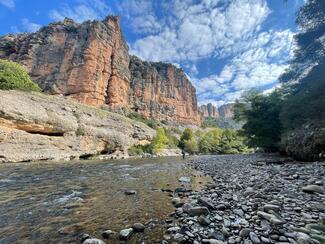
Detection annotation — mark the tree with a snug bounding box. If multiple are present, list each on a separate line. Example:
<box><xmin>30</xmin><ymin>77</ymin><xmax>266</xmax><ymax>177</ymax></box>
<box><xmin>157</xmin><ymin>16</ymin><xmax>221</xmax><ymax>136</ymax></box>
<box><xmin>0</xmin><ymin>59</ymin><xmax>41</xmax><ymax>92</ymax></box>
<box><xmin>234</xmin><ymin>91</ymin><xmax>283</xmax><ymax>151</ymax></box>
<box><xmin>184</xmin><ymin>138</ymin><xmax>199</xmax><ymax>154</ymax></box>
<box><xmin>151</xmin><ymin>127</ymin><xmax>169</xmax><ymax>153</ymax></box>
<box><xmin>279</xmin><ymin>0</ymin><xmax>325</xmax><ymax>130</ymax></box>
<box><xmin>179</xmin><ymin>128</ymin><xmax>194</xmax><ymax>149</ymax></box>
<box><xmin>280</xmin><ymin>0</ymin><xmax>325</xmax><ymax>83</ymax></box>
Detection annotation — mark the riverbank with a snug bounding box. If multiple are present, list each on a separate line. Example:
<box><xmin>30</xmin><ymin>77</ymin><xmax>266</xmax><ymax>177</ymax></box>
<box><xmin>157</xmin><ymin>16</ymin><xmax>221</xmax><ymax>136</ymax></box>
<box><xmin>0</xmin><ymin>90</ymin><xmax>155</xmax><ymax>163</ymax></box>
<box><xmin>163</xmin><ymin>154</ymin><xmax>325</xmax><ymax>243</ymax></box>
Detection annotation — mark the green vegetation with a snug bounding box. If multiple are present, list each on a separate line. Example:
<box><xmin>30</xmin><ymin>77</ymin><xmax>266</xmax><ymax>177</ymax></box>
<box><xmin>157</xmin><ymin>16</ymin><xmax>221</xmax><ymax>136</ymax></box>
<box><xmin>234</xmin><ymin>91</ymin><xmax>283</xmax><ymax>151</ymax></box>
<box><xmin>151</xmin><ymin>127</ymin><xmax>169</xmax><ymax>153</ymax></box>
<box><xmin>0</xmin><ymin>59</ymin><xmax>41</xmax><ymax>92</ymax></box>
<box><xmin>180</xmin><ymin>127</ymin><xmax>250</xmax><ymax>155</ymax></box>
<box><xmin>202</xmin><ymin>117</ymin><xmax>242</xmax><ymax>130</ymax></box>
<box><xmin>233</xmin><ymin>0</ymin><xmax>325</xmax><ymax>154</ymax></box>
<box><xmin>128</xmin><ymin>126</ymin><xmax>250</xmax><ymax>156</ymax></box>
<box><xmin>127</xmin><ymin>112</ymin><xmax>159</xmax><ymax>129</ymax></box>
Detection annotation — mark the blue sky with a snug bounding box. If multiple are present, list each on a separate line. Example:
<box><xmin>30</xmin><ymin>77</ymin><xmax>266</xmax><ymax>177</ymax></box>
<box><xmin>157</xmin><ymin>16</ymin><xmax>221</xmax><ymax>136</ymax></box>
<box><xmin>0</xmin><ymin>0</ymin><xmax>305</xmax><ymax>106</ymax></box>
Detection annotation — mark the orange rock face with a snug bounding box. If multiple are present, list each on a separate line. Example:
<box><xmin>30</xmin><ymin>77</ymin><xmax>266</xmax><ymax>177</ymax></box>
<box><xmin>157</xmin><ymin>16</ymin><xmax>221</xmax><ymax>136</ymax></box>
<box><xmin>0</xmin><ymin>16</ymin><xmax>201</xmax><ymax>125</ymax></box>
<box><xmin>129</xmin><ymin>56</ymin><xmax>201</xmax><ymax>125</ymax></box>
<box><xmin>0</xmin><ymin>16</ymin><xmax>130</xmax><ymax>107</ymax></box>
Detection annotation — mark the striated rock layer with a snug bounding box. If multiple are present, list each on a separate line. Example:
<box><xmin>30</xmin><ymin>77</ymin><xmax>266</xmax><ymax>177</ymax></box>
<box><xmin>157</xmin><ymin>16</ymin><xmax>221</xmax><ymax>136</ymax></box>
<box><xmin>0</xmin><ymin>90</ymin><xmax>155</xmax><ymax>163</ymax></box>
<box><xmin>0</xmin><ymin>16</ymin><xmax>201</xmax><ymax>125</ymax></box>
<box><xmin>129</xmin><ymin>56</ymin><xmax>201</xmax><ymax>125</ymax></box>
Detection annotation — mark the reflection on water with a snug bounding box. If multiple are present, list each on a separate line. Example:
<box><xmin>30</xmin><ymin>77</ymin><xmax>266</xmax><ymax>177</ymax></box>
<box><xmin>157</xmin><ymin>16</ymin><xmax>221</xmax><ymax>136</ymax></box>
<box><xmin>0</xmin><ymin>157</ymin><xmax>209</xmax><ymax>243</ymax></box>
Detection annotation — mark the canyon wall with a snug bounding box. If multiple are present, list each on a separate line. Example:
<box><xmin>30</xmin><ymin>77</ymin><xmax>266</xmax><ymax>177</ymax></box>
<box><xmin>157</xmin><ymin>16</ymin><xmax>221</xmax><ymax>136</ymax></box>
<box><xmin>0</xmin><ymin>16</ymin><xmax>201</xmax><ymax>125</ymax></box>
<box><xmin>129</xmin><ymin>56</ymin><xmax>201</xmax><ymax>125</ymax></box>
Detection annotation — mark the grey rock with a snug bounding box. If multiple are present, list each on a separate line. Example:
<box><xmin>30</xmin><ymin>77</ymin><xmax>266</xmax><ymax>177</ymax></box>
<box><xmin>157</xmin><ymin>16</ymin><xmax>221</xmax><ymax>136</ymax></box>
<box><xmin>249</xmin><ymin>232</ymin><xmax>261</xmax><ymax>244</ymax></box>
<box><xmin>119</xmin><ymin>228</ymin><xmax>133</xmax><ymax>240</ymax></box>
<box><xmin>264</xmin><ymin>204</ymin><xmax>281</xmax><ymax>212</ymax></box>
<box><xmin>132</xmin><ymin>223</ymin><xmax>145</xmax><ymax>232</ymax></box>
<box><xmin>102</xmin><ymin>230</ymin><xmax>115</xmax><ymax>239</ymax></box>
<box><xmin>239</xmin><ymin>228</ymin><xmax>251</xmax><ymax>238</ymax></box>
<box><xmin>188</xmin><ymin>206</ymin><xmax>210</xmax><ymax>216</ymax></box>
<box><xmin>198</xmin><ymin>216</ymin><xmax>211</xmax><ymax>226</ymax></box>
<box><xmin>199</xmin><ymin>196</ymin><xmax>215</xmax><ymax>209</ymax></box>
<box><xmin>174</xmin><ymin>233</ymin><xmax>185</xmax><ymax>242</ymax></box>
<box><xmin>124</xmin><ymin>190</ymin><xmax>137</xmax><ymax>195</ymax></box>
<box><xmin>179</xmin><ymin>176</ymin><xmax>191</xmax><ymax>183</ymax></box>
<box><xmin>83</xmin><ymin>238</ymin><xmax>105</xmax><ymax>244</ymax></box>
<box><xmin>302</xmin><ymin>185</ymin><xmax>323</xmax><ymax>194</ymax></box>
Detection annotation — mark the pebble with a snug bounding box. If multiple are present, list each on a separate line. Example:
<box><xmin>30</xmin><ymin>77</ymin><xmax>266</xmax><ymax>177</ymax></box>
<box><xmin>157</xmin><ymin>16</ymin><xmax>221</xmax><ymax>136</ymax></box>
<box><xmin>302</xmin><ymin>185</ymin><xmax>323</xmax><ymax>194</ymax></box>
<box><xmin>132</xmin><ymin>223</ymin><xmax>145</xmax><ymax>232</ymax></box>
<box><xmin>119</xmin><ymin>228</ymin><xmax>133</xmax><ymax>240</ymax></box>
<box><xmin>82</xmin><ymin>238</ymin><xmax>105</xmax><ymax>244</ymax></box>
<box><xmin>124</xmin><ymin>190</ymin><xmax>137</xmax><ymax>195</ymax></box>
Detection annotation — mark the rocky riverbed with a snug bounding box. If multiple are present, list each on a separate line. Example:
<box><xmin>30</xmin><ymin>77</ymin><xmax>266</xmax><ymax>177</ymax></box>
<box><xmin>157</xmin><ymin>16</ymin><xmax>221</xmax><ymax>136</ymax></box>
<box><xmin>163</xmin><ymin>154</ymin><xmax>325</xmax><ymax>244</ymax></box>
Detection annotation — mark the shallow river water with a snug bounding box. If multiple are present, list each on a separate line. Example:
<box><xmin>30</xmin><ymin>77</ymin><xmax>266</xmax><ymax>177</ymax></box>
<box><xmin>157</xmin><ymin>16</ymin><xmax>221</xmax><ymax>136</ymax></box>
<box><xmin>0</xmin><ymin>156</ymin><xmax>209</xmax><ymax>243</ymax></box>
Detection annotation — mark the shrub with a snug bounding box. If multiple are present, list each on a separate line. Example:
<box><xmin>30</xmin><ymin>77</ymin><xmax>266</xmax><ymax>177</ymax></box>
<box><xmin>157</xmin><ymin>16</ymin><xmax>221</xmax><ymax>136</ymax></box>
<box><xmin>184</xmin><ymin>138</ymin><xmax>199</xmax><ymax>154</ymax></box>
<box><xmin>128</xmin><ymin>144</ymin><xmax>151</xmax><ymax>156</ymax></box>
<box><xmin>0</xmin><ymin>59</ymin><xmax>41</xmax><ymax>92</ymax></box>
<box><xmin>179</xmin><ymin>128</ymin><xmax>194</xmax><ymax>149</ymax></box>
<box><xmin>151</xmin><ymin>127</ymin><xmax>169</xmax><ymax>153</ymax></box>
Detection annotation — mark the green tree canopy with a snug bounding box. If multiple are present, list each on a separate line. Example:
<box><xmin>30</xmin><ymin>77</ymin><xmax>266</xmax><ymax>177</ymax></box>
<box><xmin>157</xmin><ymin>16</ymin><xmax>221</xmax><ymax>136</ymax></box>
<box><xmin>0</xmin><ymin>59</ymin><xmax>41</xmax><ymax>92</ymax></box>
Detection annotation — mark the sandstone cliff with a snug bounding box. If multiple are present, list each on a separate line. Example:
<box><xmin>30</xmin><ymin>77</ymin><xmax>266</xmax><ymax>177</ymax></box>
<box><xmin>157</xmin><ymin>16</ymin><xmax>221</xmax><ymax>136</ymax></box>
<box><xmin>0</xmin><ymin>90</ymin><xmax>155</xmax><ymax>163</ymax></box>
<box><xmin>129</xmin><ymin>56</ymin><xmax>201</xmax><ymax>125</ymax></box>
<box><xmin>0</xmin><ymin>16</ymin><xmax>201</xmax><ymax>125</ymax></box>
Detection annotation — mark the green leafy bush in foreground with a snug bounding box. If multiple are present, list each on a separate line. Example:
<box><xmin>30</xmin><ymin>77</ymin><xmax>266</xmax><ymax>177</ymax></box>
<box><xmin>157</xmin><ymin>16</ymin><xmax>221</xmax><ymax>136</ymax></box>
<box><xmin>0</xmin><ymin>59</ymin><xmax>41</xmax><ymax>92</ymax></box>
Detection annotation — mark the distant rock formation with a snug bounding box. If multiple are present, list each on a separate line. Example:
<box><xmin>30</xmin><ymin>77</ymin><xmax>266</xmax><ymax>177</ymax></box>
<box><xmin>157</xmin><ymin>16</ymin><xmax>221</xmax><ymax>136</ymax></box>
<box><xmin>199</xmin><ymin>103</ymin><xmax>220</xmax><ymax>118</ymax></box>
<box><xmin>0</xmin><ymin>16</ymin><xmax>201</xmax><ymax>125</ymax></box>
<box><xmin>199</xmin><ymin>103</ymin><xmax>234</xmax><ymax>119</ymax></box>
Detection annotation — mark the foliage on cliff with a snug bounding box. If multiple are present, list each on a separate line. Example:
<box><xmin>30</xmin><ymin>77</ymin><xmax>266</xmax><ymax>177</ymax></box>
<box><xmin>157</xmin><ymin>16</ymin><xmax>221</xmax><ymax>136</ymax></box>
<box><xmin>233</xmin><ymin>0</ymin><xmax>325</xmax><ymax>159</ymax></box>
<box><xmin>0</xmin><ymin>59</ymin><xmax>41</xmax><ymax>92</ymax></box>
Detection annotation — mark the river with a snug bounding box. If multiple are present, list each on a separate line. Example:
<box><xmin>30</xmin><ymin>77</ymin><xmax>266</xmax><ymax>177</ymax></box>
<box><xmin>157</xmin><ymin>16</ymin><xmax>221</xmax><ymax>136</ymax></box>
<box><xmin>0</xmin><ymin>156</ymin><xmax>209</xmax><ymax>243</ymax></box>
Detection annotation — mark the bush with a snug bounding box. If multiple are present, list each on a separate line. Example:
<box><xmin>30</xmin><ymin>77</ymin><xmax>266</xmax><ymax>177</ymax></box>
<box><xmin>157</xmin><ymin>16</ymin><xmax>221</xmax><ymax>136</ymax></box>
<box><xmin>0</xmin><ymin>59</ymin><xmax>41</xmax><ymax>92</ymax></box>
<box><xmin>151</xmin><ymin>127</ymin><xmax>169</xmax><ymax>153</ymax></box>
<box><xmin>179</xmin><ymin>128</ymin><xmax>194</xmax><ymax>149</ymax></box>
<box><xmin>128</xmin><ymin>144</ymin><xmax>151</xmax><ymax>156</ymax></box>
<box><xmin>184</xmin><ymin>138</ymin><xmax>199</xmax><ymax>154</ymax></box>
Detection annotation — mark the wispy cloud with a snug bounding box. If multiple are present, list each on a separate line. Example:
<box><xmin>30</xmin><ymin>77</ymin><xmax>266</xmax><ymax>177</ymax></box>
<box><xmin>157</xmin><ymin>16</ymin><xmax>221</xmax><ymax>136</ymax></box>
<box><xmin>193</xmin><ymin>29</ymin><xmax>294</xmax><ymax>103</ymax></box>
<box><xmin>117</xmin><ymin>0</ymin><xmax>161</xmax><ymax>34</ymax></box>
<box><xmin>0</xmin><ymin>0</ymin><xmax>15</xmax><ymax>9</ymax></box>
<box><xmin>22</xmin><ymin>18</ymin><xmax>41</xmax><ymax>32</ymax></box>
<box><xmin>49</xmin><ymin>0</ymin><xmax>111</xmax><ymax>23</ymax></box>
<box><xmin>130</xmin><ymin>0</ymin><xmax>270</xmax><ymax>62</ymax></box>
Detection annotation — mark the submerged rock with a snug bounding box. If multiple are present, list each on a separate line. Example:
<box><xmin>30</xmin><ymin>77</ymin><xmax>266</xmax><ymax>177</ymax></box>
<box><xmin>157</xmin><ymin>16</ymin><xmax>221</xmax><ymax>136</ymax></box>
<box><xmin>179</xmin><ymin>176</ymin><xmax>191</xmax><ymax>183</ymax></box>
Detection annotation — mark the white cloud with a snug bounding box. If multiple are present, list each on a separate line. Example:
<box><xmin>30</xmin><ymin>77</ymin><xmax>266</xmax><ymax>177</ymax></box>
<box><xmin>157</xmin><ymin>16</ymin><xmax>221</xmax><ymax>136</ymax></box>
<box><xmin>131</xmin><ymin>0</ymin><xmax>270</xmax><ymax>62</ymax></box>
<box><xmin>0</xmin><ymin>0</ymin><xmax>14</xmax><ymax>9</ymax></box>
<box><xmin>49</xmin><ymin>0</ymin><xmax>111</xmax><ymax>23</ymax></box>
<box><xmin>117</xmin><ymin>0</ymin><xmax>161</xmax><ymax>34</ymax></box>
<box><xmin>22</xmin><ymin>18</ymin><xmax>41</xmax><ymax>32</ymax></box>
<box><xmin>194</xmin><ymin>29</ymin><xmax>294</xmax><ymax>103</ymax></box>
